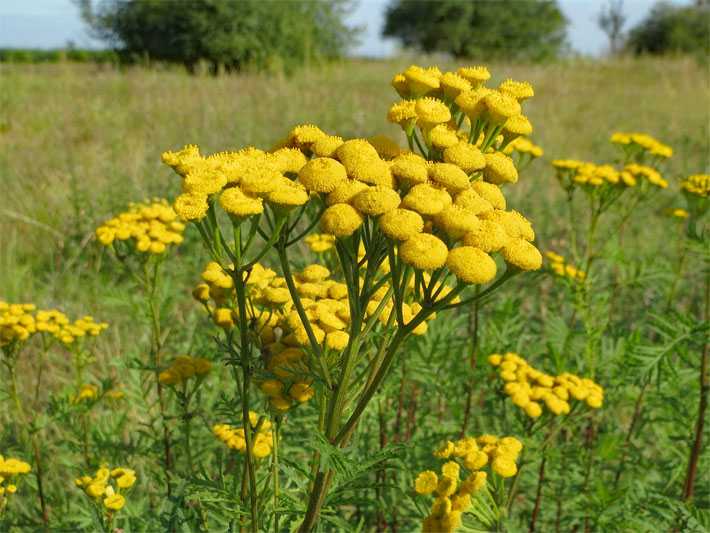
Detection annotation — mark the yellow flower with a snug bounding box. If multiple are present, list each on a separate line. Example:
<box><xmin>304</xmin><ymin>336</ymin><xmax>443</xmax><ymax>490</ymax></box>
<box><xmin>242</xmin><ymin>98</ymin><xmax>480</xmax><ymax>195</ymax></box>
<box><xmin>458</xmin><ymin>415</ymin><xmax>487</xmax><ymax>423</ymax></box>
<box><xmin>219</xmin><ymin>186</ymin><xmax>264</xmax><ymax>220</ymax></box>
<box><xmin>470</xmin><ymin>180</ymin><xmax>506</xmax><ymax>210</ymax></box>
<box><xmin>286</xmin><ymin>124</ymin><xmax>326</xmax><ymax>150</ymax></box>
<box><xmin>434</xmin><ymin>205</ymin><xmax>481</xmax><ymax>239</ymax></box>
<box><xmin>663</xmin><ymin>208</ymin><xmax>690</xmax><ymax>218</ymax></box>
<box><xmin>440</xmin><ymin>72</ymin><xmax>472</xmax><ymax>100</ymax></box>
<box><xmin>311</xmin><ymin>135</ymin><xmax>344</xmax><ymax>158</ymax></box>
<box><xmin>454</xmin><ymin>88</ymin><xmax>490</xmax><ymax>120</ymax></box>
<box><xmin>443</xmin><ymin>142</ymin><xmax>486</xmax><ymax>174</ymax></box>
<box><xmin>414</xmin><ymin>470</ymin><xmax>439</xmax><ymax>495</ymax></box>
<box><xmin>498</xmin><ymin>79</ymin><xmax>534</xmax><ymax>103</ymax></box>
<box><xmin>369</xmin><ymin>135</ymin><xmax>401</xmax><ymax>160</ymax></box>
<box><xmin>386</xmin><ymin>100</ymin><xmax>418</xmax><ymax>127</ymax></box>
<box><xmin>103</xmin><ymin>493</ymin><xmax>125</xmax><ymax>511</ymax></box>
<box><xmin>298</xmin><ymin>157</ymin><xmax>348</xmax><ymax>193</ymax></box>
<box><xmin>446</xmin><ymin>247</ymin><xmax>497</xmax><ymax>285</ymax></box>
<box><xmin>214</xmin><ymin>308</ymin><xmax>236</xmax><ymax>328</ymax></box>
<box><xmin>352</xmin><ymin>186</ymin><xmax>401</xmax><ymax>216</ymax></box>
<box><xmin>320</xmin><ymin>204</ymin><xmax>364</xmax><ymax>238</ymax></box>
<box><xmin>501</xmin><ymin>239</ymin><xmax>542</xmax><ymax>271</ymax></box>
<box><xmin>173</xmin><ymin>193</ymin><xmax>209</xmax><ymax>222</ymax></box>
<box><xmin>460</xmin><ymin>471</ymin><xmax>487</xmax><ymax>494</ymax></box>
<box><xmin>116</xmin><ymin>474</ymin><xmax>136</xmax><ymax>489</ymax></box>
<box><xmin>289</xmin><ymin>382</ymin><xmax>314</xmax><ymax>403</ymax></box>
<box><xmin>401</xmin><ymin>183</ymin><xmax>451</xmax><ymax>216</ymax></box>
<box><xmin>415</xmin><ymin>97</ymin><xmax>451</xmax><ymax>129</ymax></box>
<box><xmin>456</xmin><ymin>66</ymin><xmax>490</xmax><ymax>86</ymax></box>
<box><xmin>305</xmin><ymin>234</ymin><xmax>335</xmax><ymax>253</ymax></box>
<box><xmin>483</xmin><ymin>152</ymin><xmax>519</xmax><ymax>185</ymax></box>
<box><xmin>402</xmin><ymin>65</ymin><xmax>440</xmax><ymax>96</ymax></box>
<box><xmin>491</xmin><ymin>455</ymin><xmax>517</xmax><ymax>478</ymax></box>
<box><xmin>399</xmin><ymin>233</ymin><xmax>449</xmax><ymax>270</ymax></box>
<box><xmin>378</xmin><ymin>208</ymin><xmax>427</xmax><ymax>243</ymax></box>
<box><xmin>484</xmin><ymin>91</ymin><xmax>522</xmax><ymax>123</ymax></box>
<box><xmin>433</xmin><ymin>440</ymin><xmax>455</xmax><ymax>459</ymax></box>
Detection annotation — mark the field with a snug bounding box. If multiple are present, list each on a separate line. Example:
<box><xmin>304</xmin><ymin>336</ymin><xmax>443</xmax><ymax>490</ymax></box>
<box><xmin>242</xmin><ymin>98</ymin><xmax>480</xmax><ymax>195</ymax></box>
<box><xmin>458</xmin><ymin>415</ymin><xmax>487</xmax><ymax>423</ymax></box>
<box><xmin>1</xmin><ymin>57</ymin><xmax>709</xmax><ymax>532</ymax></box>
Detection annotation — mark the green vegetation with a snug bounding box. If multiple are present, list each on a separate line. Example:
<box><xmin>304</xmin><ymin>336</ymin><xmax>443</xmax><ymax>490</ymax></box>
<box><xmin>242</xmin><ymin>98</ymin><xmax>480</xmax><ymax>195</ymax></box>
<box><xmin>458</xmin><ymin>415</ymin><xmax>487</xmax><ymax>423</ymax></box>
<box><xmin>76</xmin><ymin>0</ymin><xmax>358</xmax><ymax>72</ymax></box>
<box><xmin>1</xmin><ymin>58</ymin><xmax>709</xmax><ymax>532</ymax></box>
<box><xmin>383</xmin><ymin>0</ymin><xmax>567</xmax><ymax>61</ymax></box>
<box><xmin>627</xmin><ymin>0</ymin><xmax>710</xmax><ymax>56</ymax></box>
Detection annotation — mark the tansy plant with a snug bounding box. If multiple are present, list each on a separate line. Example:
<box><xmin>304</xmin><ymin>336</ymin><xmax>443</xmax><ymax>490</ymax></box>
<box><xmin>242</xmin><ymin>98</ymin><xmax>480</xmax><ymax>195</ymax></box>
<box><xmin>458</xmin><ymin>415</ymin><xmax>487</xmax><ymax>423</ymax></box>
<box><xmin>75</xmin><ymin>466</ymin><xmax>135</xmax><ymax>532</ymax></box>
<box><xmin>95</xmin><ymin>198</ymin><xmax>186</xmax><ymax>497</ymax></box>
<box><xmin>0</xmin><ymin>456</ymin><xmax>31</xmax><ymax>522</ymax></box>
<box><xmin>160</xmin><ymin>63</ymin><xmax>543</xmax><ymax>531</ymax></box>
<box><xmin>0</xmin><ymin>301</ymin><xmax>106</xmax><ymax>527</ymax></box>
<box><xmin>413</xmin><ymin>435</ymin><xmax>523</xmax><ymax>532</ymax></box>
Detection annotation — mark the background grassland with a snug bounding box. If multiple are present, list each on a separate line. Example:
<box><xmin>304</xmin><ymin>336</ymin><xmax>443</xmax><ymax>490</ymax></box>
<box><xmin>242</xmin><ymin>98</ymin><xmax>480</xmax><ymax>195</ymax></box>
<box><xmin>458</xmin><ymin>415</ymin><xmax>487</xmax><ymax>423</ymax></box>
<box><xmin>0</xmin><ymin>57</ymin><xmax>709</xmax><ymax>530</ymax></box>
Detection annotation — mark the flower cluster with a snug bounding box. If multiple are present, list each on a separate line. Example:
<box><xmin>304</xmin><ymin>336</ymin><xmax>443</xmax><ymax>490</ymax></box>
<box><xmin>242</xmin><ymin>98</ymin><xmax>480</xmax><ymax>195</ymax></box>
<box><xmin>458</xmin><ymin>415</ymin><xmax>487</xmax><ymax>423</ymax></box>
<box><xmin>75</xmin><ymin>467</ymin><xmax>135</xmax><ymax>511</ymax></box>
<box><xmin>0</xmin><ymin>302</ymin><xmax>39</xmax><ymax>345</ymax></box>
<box><xmin>546</xmin><ymin>251</ymin><xmax>585</xmax><ymax>280</ymax></box>
<box><xmin>552</xmin><ymin>160</ymin><xmax>668</xmax><ymax>190</ymax></box>
<box><xmin>0</xmin><ymin>455</ymin><xmax>31</xmax><ymax>497</ymax></box>
<box><xmin>414</xmin><ymin>434</ymin><xmax>523</xmax><ymax>532</ymax></box>
<box><xmin>55</xmin><ymin>315</ymin><xmax>108</xmax><ymax>344</ymax></box>
<box><xmin>95</xmin><ymin>200</ymin><xmax>185</xmax><ymax>254</ymax></box>
<box><xmin>680</xmin><ymin>174</ymin><xmax>709</xmax><ymax>198</ymax></box>
<box><xmin>196</xmin><ymin>259</ymin><xmax>441</xmax><ymax>409</ymax></box>
<box><xmin>163</xmin><ymin>142</ymin><xmax>311</xmax><ymax>222</ymax></box>
<box><xmin>305</xmin><ymin>233</ymin><xmax>335</xmax><ymax>253</ymax></box>
<box><xmin>163</xmin><ymin>64</ymin><xmax>542</xmax><ymax>292</ymax></box>
<box><xmin>212</xmin><ymin>412</ymin><xmax>274</xmax><ymax>457</ymax></box>
<box><xmin>0</xmin><ymin>302</ymin><xmax>106</xmax><ymax>347</ymax></box>
<box><xmin>610</xmin><ymin>132</ymin><xmax>673</xmax><ymax>159</ymax></box>
<box><xmin>157</xmin><ymin>354</ymin><xmax>212</xmax><ymax>386</ymax></box>
<box><xmin>488</xmin><ymin>352</ymin><xmax>603</xmax><ymax>417</ymax></box>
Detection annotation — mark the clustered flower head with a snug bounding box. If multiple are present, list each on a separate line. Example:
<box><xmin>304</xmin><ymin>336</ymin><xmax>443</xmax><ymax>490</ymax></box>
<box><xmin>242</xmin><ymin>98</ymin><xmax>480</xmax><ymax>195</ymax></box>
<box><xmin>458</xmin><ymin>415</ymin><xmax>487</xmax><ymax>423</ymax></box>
<box><xmin>195</xmin><ymin>260</ymin><xmax>436</xmax><ymax>410</ymax></box>
<box><xmin>554</xmin><ymin>133</ymin><xmax>671</xmax><ymax>198</ymax></box>
<box><xmin>213</xmin><ymin>412</ymin><xmax>274</xmax><ymax>457</ymax></box>
<box><xmin>95</xmin><ymin>199</ymin><xmax>185</xmax><ymax>254</ymax></box>
<box><xmin>75</xmin><ymin>467</ymin><xmax>135</xmax><ymax>512</ymax></box>
<box><xmin>163</xmin><ymin>64</ymin><xmax>543</xmax><ymax>295</ymax></box>
<box><xmin>0</xmin><ymin>302</ymin><xmax>106</xmax><ymax>346</ymax></box>
<box><xmin>414</xmin><ymin>434</ymin><xmax>523</xmax><ymax>533</ymax></box>
<box><xmin>680</xmin><ymin>174</ymin><xmax>709</xmax><ymax>198</ymax></box>
<box><xmin>610</xmin><ymin>132</ymin><xmax>673</xmax><ymax>159</ymax></box>
<box><xmin>157</xmin><ymin>354</ymin><xmax>212</xmax><ymax>386</ymax></box>
<box><xmin>546</xmin><ymin>251</ymin><xmax>585</xmax><ymax>280</ymax></box>
<box><xmin>55</xmin><ymin>315</ymin><xmax>108</xmax><ymax>344</ymax></box>
<box><xmin>0</xmin><ymin>455</ymin><xmax>31</xmax><ymax>498</ymax></box>
<box><xmin>488</xmin><ymin>352</ymin><xmax>603</xmax><ymax>417</ymax></box>
<box><xmin>162</xmin><ymin>140</ymin><xmax>311</xmax><ymax>223</ymax></box>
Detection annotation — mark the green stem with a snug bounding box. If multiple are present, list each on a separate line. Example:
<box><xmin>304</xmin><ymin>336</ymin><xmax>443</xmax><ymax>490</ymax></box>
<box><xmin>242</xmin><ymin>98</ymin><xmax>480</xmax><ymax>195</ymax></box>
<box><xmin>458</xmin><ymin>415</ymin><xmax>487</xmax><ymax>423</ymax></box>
<box><xmin>234</xmin><ymin>271</ymin><xmax>259</xmax><ymax>532</ymax></box>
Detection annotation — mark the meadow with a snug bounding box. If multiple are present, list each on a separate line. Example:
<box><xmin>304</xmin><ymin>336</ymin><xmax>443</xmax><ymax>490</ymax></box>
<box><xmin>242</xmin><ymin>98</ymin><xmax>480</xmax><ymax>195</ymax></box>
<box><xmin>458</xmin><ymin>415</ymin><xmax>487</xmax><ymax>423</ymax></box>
<box><xmin>0</xmin><ymin>56</ymin><xmax>709</xmax><ymax>532</ymax></box>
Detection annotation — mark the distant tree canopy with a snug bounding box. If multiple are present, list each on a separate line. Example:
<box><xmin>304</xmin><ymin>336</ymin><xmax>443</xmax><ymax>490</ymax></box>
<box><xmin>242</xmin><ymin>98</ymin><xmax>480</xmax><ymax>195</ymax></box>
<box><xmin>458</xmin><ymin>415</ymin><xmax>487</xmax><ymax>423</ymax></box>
<box><xmin>382</xmin><ymin>0</ymin><xmax>567</xmax><ymax>61</ymax></box>
<box><xmin>76</xmin><ymin>0</ymin><xmax>357</xmax><ymax>72</ymax></box>
<box><xmin>626</xmin><ymin>0</ymin><xmax>709</xmax><ymax>55</ymax></box>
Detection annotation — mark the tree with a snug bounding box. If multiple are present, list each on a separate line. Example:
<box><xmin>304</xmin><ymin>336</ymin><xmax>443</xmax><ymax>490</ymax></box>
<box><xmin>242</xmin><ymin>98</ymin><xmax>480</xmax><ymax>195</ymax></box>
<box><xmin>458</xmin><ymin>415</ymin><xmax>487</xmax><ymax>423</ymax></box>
<box><xmin>597</xmin><ymin>0</ymin><xmax>627</xmax><ymax>55</ymax></box>
<box><xmin>75</xmin><ymin>0</ymin><xmax>358</xmax><ymax>72</ymax></box>
<box><xmin>382</xmin><ymin>0</ymin><xmax>567</xmax><ymax>62</ymax></box>
<box><xmin>626</xmin><ymin>0</ymin><xmax>709</xmax><ymax>56</ymax></box>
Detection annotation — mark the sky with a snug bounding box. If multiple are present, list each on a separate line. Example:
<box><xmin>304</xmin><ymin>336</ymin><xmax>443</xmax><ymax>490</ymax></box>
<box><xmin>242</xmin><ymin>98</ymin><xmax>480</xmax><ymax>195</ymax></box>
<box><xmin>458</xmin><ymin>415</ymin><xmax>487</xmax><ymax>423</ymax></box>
<box><xmin>0</xmin><ymin>0</ymin><xmax>689</xmax><ymax>57</ymax></box>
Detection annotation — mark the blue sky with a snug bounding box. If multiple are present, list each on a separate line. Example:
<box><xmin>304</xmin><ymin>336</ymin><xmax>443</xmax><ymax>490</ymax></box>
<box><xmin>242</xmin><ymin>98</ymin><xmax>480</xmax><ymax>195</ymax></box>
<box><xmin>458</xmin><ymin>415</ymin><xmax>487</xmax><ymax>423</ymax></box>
<box><xmin>0</xmin><ymin>0</ymin><xmax>687</xmax><ymax>57</ymax></box>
